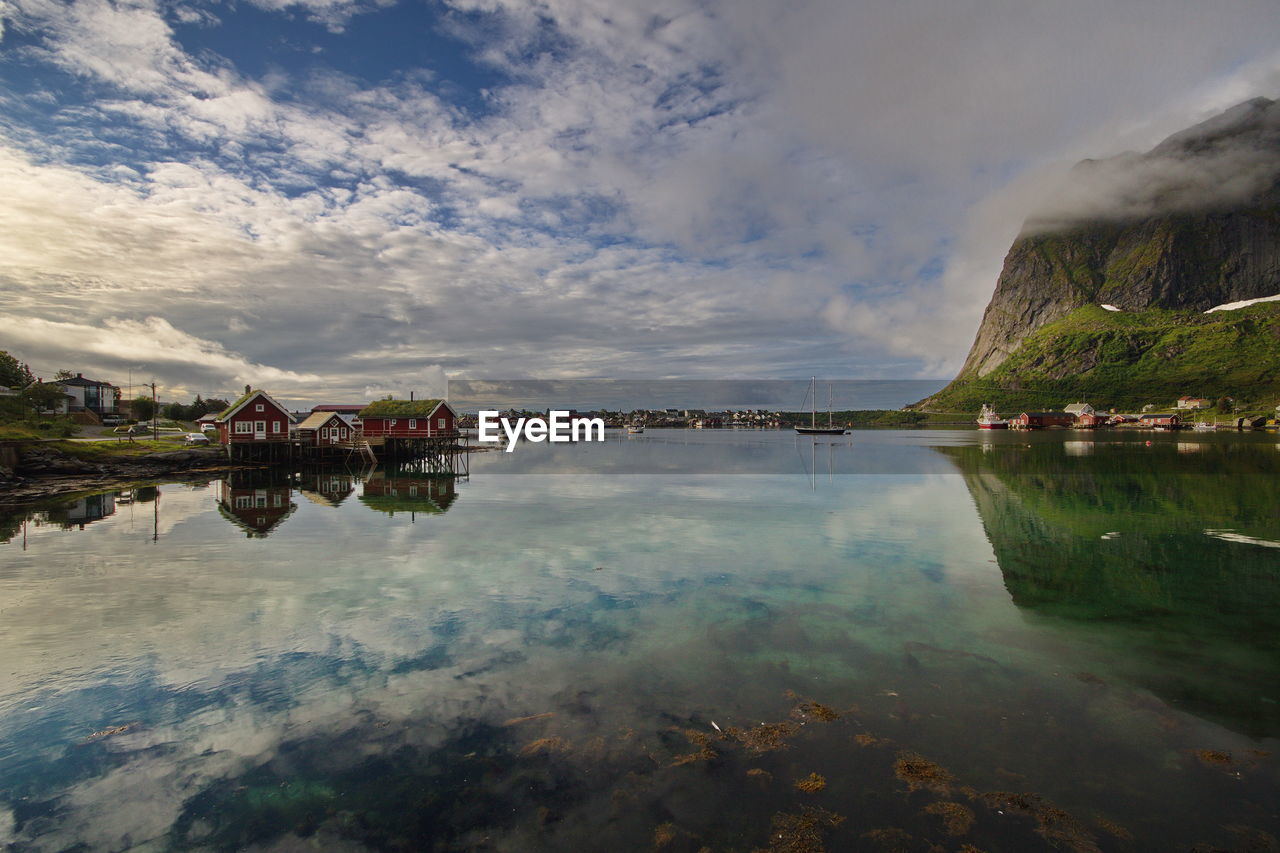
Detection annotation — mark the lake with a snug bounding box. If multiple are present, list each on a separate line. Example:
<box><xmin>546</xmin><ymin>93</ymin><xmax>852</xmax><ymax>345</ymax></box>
<box><xmin>1</xmin><ymin>429</ymin><xmax>1278</xmax><ymax>852</ymax></box>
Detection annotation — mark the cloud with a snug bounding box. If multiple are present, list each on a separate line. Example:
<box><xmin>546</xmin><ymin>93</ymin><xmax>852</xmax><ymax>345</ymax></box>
<box><xmin>0</xmin><ymin>314</ymin><xmax>323</xmax><ymax>391</ymax></box>
<box><xmin>1022</xmin><ymin>97</ymin><xmax>1280</xmax><ymax>231</ymax></box>
<box><xmin>1</xmin><ymin>0</ymin><xmax>1280</xmax><ymax>394</ymax></box>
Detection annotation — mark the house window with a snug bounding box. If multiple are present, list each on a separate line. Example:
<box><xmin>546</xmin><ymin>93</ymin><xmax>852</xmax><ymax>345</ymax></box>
<box><xmin>321</xmin><ymin>428</ymin><xmax>329</xmax><ymax>439</ymax></box>
<box><xmin>272</xmin><ymin>421</ymin><xmax>281</xmax><ymax>433</ymax></box>
<box><xmin>390</xmin><ymin>419</ymin><xmax>397</xmax><ymax>426</ymax></box>
<box><xmin>235</xmin><ymin>421</ymin><xmax>253</xmax><ymax>434</ymax></box>
<box><xmin>255</xmin><ymin>403</ymin><xmax>264</xmax><ymax>412</ymax></box>
<box><xmin>409</xmin><ymin>419</ymin><xmax>417</xmax><ymax>430</ymax></box>
<box><xmin>438</xmin><ymin>417</ymin><xmax>446</xmax><ymax>429</ymax></box>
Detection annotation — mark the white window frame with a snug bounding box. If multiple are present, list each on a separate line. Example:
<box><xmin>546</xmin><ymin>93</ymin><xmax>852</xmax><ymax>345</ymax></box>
<box><xmin>272</xmin><ymin>420</ymin><xmax>282</xmax><ymax>433</ymax></box>
<box><xmin>234</xmin><ymin>421</ymin><xmax>253</xmax><ymax>434</ymax></box>
<box><xmin>438</xmin><ymin>417</ymin><xmax>446</xmax><ymax>429</ymax></box>
<box><xmin>409</xmin><ymin>419</ymin><xmax>417</xmax><ymax>430</ymax></box>
<box><xmin>255</xmin><ymin>420</ymin><xmax>266</xmax><ymax>436</ymax></box>
<box><xmin>255</xmin><ymin>403</ymin><xmax>264</xmax><ymax>412</ymax></box>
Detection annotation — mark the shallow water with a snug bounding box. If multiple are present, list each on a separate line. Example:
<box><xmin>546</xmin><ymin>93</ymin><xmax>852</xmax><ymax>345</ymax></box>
<box><xmin>1</xmin><ymin>430</ymin><xmax>1278</xmax><ymax>851</ymax></box>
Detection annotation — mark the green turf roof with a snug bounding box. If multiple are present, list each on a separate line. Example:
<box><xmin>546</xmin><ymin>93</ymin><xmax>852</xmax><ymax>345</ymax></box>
<box><xmin>358</xmin><ymin>399</ymin><xmax>444</xmax><ymax>418</ymax></box>
<box><xmin>217</xmin><ymin>390</ymin><xmax>259</xmax><ymax>420</ymax></box>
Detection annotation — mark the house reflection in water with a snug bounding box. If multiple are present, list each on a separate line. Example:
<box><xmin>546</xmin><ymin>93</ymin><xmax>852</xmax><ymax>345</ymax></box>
<box><xmin>358</xmin><ymin>467</ymin><xmax>459</xmax><ymax>518</ymax></box>
<box><xmin>298</xmin><ymin>473</ymin><xmax>357</xmax><ymax>508</ymax></box>
<box><xmin>45</xmin><ymin>492</ymin><xmax>118</xmax><ymax>530</ymax></box>
<box><xmin>216</xmin><ymin>471</ymin><xmax>297</xmax><ymax>537</ymax></box>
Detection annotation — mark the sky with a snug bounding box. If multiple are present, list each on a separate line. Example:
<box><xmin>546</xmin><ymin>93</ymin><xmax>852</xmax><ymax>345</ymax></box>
<box><xmin>1</xmin><ymin>0</ymin><xmax>1279</xmax><ymax>405</ymax></box>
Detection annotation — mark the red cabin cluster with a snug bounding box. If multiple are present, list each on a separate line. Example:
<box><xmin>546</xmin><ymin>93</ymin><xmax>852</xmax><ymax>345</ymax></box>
<box><xmin>212</xmin><ymin>389</ymin><xmax>460</xmax><ymax>460</ymax></box>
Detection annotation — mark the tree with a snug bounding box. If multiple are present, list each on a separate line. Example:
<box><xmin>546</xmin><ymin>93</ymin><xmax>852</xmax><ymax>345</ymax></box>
<box><xmin>132</xmin><ymin>395</ymin><xmax>157</xmax><ymax>422</ymax></box>
<box><xmin>53</xmin><ymin>369</ymin><xmax>75</xmax><ymax>381</ymax></box>
<box><xmin>21</xmin><ymin>381</ymin><xmax>70</xmax><ymax>415</ymax></box>
<box><xmin>162</xmin><ymin>402</ymin><xmax>187</xmax><ymax>421</ymax></box>
<box><xmin>205</xmin><ymin>398</ymin><xmax>230</xmax><ymax>414</ymax></box>
<box><xmin>0</xmin><ymin>351</ymin><xmax>34</xmax><ymax>390</ymax></box>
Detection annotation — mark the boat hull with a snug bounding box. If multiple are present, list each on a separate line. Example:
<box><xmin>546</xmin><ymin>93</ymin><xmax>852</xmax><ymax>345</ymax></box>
<box><xmin>977</xmin><ymin>422</ymin><xmax>1007</xmax><ymax>430</ymax></box>
<box><xmin>795</xmin><ymin>427</ymin><xmax>848</xmax><ymax>435</ymax></box>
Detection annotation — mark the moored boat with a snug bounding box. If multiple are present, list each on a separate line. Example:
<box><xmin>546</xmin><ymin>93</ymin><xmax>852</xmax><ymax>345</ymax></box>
<box><xmin>976</xmin><ymin>404</ymin><xmax>1008</xmax><ymax>430</ymax></box>
<box><xmin>794</xmin><ymin>377</ymin><xmax>848</xmax><ymax>435</ymax></box>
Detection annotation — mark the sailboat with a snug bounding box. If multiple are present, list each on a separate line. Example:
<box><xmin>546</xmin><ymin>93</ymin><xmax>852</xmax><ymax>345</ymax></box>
<box><xmin>794</xmin><ymin>377</ymin><xmax>848</xmax><ymax>435</ymax></box>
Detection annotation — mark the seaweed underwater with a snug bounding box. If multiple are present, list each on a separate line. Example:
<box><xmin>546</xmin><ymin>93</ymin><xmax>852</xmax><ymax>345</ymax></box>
<box><xmin>148</xmin><ymin>686</ymin><xmax>1280</xmax><ymax>853</ymax></box>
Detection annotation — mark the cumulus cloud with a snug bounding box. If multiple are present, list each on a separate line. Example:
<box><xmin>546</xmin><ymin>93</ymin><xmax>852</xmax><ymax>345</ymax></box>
<box><xmin>1</xmin><ymin>0</ymin><xmax>1279</xmax><ymax>395</ymax></box>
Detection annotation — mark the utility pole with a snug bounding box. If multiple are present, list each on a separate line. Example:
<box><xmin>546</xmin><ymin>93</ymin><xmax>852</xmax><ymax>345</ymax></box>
<box><xmin>151</xmin><ymin>382</ymin><xmax>158</xmax><ymax>441</ymax></box>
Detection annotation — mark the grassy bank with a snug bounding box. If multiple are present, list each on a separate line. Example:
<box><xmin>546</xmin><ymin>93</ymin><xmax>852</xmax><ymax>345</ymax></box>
<box><xmin>45</xmin><ymin>438</ymin><xmax>202</xmax><ymax>460</ymax></box>
<box><xmin>919</xmin><ymin>302</ymin><xmax>1280</xmax><ymax>412</ymax></box>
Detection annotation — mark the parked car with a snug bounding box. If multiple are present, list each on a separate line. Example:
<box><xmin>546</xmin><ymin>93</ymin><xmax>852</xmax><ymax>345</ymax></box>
<box><xmin>183</xmin><ymin>432</ymin><xmax>211</xmax><ymax>446</ymax></box>
<box><xmin>101</xmin><ymin>415</ymin><xmax>124</xmax><ymax>426</ymax></box>
<box><xmin>200</xmin><ymin>422</ymin><xmax>218</xmax><ymax>434</ymax></box>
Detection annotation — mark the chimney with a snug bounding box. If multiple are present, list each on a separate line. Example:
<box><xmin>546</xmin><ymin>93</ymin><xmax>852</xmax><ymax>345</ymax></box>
<box><xmin>410</xmin><ymin>391</ymin><xmax>414</xmax><ymax>401</ymax></box>
<box><xmin>244</xmin><ymin>384</ymin><xmax>251</xmax><ymax>396</ymax></box>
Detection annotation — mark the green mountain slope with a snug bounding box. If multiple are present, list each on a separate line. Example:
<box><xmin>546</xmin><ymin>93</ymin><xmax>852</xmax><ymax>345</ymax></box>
<box><xmin>919</xmin><ymin>302</ymin><xmax>1280</xmax><ymax>412</ymax></box>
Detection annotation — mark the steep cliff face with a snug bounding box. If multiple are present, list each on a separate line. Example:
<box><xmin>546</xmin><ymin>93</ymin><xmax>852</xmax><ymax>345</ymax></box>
<box><xmin>943</xmin><ymin>97</ymin><xmax>1280</xmax><ymax>390</ymax></box>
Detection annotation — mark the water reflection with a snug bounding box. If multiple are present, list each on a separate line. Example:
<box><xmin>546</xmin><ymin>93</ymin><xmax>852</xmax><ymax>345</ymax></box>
<box><xmin>0</xmin><ymin>433</ymin><xmax>1278</xmax><ymax>852</ymax></box>
<box><xmin>938</xmin><ymin>439</ymin><xmax>1280</xmax><ymax>736</ymax></box>
<box><xmin>0</xmin><ymin>465</ymin><xmax>465</xmax><ymax>545</ymax></box>
<box><xmin>359</xmin><ymin>466</ymin><xmax>460</xmax><ymax>517</ymax></box>
<box><xmin>215</xmin><ymin>469</ymin><xmax>298</xmax><ymax>537</ymax></box>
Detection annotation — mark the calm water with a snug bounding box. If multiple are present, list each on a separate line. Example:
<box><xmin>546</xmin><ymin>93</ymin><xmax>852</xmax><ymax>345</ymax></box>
<box><xmin>1</xmin><ymin>430</ymin><xmax>1278</xmax><ymax>852</ymax></box>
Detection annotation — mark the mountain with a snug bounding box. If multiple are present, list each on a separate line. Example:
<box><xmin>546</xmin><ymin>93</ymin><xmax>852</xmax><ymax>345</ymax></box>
<box><xmin>919</xmin><ymin>97</ymin><xmax>1280</xmax><ymax>410</ymax></box>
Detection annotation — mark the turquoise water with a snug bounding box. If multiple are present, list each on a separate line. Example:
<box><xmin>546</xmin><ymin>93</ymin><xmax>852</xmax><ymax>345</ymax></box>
<box><xmin>1</xmin><ymin>430</ymin><xmax>1277</xmax><ymax>851</ymax></box>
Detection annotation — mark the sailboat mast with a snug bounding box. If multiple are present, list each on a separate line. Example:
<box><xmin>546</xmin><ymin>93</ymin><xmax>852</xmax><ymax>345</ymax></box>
<box><xmin>810</xmin><ymin>377</ymin><xmax>816</xmax><ymax>429</ymax></box>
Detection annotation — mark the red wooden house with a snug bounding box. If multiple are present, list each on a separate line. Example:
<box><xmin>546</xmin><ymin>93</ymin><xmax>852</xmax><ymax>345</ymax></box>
<box><xmin>1139</xmin><ymin>413</ymin><xmax>1182</xmax><ymax>429</ymax></box>
<box><xmin>1074</xmin><ymin>412</ymin><xmax>1106</xmax><ymax>429</ymax></box>
<box><xmin>1011</xmin><ymin>411</ymin><xmax>1076</xmax><ymax>429</ymax></box>
<box><xmin>358</xmin><ymin>399</ymin><xmax>458</xmax><ymax>438</ymax></box>
<box><xmin>214</xmin><ymin>389</ymin><xmax>294</xmax><ymax>444</ymax></box>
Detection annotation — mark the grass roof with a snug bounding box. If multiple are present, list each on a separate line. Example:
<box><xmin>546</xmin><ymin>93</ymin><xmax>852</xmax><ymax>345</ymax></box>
<box><xmin>217</xmin><ymin>389</ymin><xmax>259</xmax><ymax>419</ymax></box>
<box><xmin>358</xmin><ymin>399</ymin><xmax>443</xmax><ymax>418</ymax></box>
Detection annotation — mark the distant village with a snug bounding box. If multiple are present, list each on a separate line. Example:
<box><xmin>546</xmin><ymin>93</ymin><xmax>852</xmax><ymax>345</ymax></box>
<box><xmin>5</xmin><ymin>367</ymin><xmax>1280</xmax><ymax>452</ymax></box>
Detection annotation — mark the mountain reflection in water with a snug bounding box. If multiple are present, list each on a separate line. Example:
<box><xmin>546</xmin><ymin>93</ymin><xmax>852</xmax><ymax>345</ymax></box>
<box><xmin>0</xmin><ymin>431</ymin><xmax>1277</xmax><ymax>852</ymax></box>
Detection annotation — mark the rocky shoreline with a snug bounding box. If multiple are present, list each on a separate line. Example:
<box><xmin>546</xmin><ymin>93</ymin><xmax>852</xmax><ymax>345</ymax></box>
<box><xmin>0</xmin><ymin>444</ymin><xmax>251</xmax><ymax>506</ymax></box>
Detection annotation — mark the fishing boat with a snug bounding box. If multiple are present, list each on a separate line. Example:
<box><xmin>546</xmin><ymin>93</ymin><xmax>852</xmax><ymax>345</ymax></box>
<box><xmin>626</xmin><ymin>424</ymin><xmax>644</xmax><ymax>434</ymax></box>
<box><xmin>794</xmin><ymin>377</ymin><xmax>848</xmax><ymax>435</ymax></box>
<box><xmin>976</xmin><ymin>404</ymin><xmax>1008</xmax><ymax>430</ymax></box>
